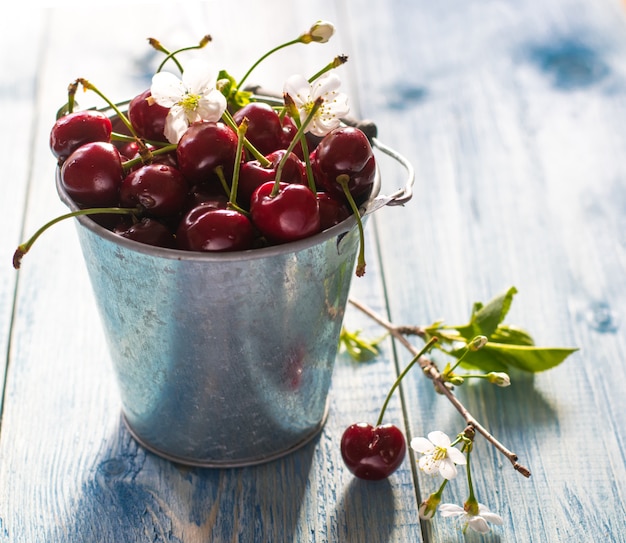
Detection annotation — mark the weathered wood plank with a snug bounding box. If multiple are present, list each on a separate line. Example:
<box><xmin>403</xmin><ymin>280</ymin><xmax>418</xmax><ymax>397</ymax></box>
<box><xmin>347</xmin><ymin>0</ymin><xmax>626</xmax><ymax>540</ymax></box>
<box><xmin>0</xmin><ymin>10</ymin><xmax>46</xmax><ymax>410</ymax></box>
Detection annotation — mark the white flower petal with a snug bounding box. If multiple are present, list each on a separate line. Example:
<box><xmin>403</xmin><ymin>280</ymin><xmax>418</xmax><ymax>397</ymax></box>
<box><xmin>478</xmin><ymin>506</ymin><xmax>504</xmax><ymax>525</ymax></box>
<box><xmin>446</xmin><ymin>446</ymin><xmax>467</xmax><ymax>465</ymax></box>
<box><xmin>438</xmin><ymin>458</ymin><xmax>458</xmax><ymax>480</ymax></box>
<box><xmin>310</xmin><ymin>73</ymin><xmax>342</xmax><ymax>98</ymax></box>
<box><xmin>438</xmin><ymin>503</ymin><xmax>464</xmax><ymax>518</ymax></box>
<box><xmin>418</xmin><ymin>455</ymin><xmax>440</xmax><ymax>475</ymax></box>
<box><xmin>182</xmin><ymin>60</ymin><xmax>216</xmax><ymax>95</ymax></box>
<box><xmin>283</xmin><ymin>74</ymin><xmax>311</xmax><ymax>106</ymax></box>
<box><xmin>150</xmin><ymin>71</ymin><xmax>185</xmax><ymax>107</ymax></box>
<box><xmin>196</xmin><ymin>90</ymin><xmax>227</xmax><ymax>122</ymax></box>
<box><xmin>163</xmin><ymin>105</ymin><xmax>189</xmax><ymax>144</ymax></box>
<box><xmin>467</xmin><ymin>516</ymin><xmax>491</xmax><ymax>534</ymax></box>
<box><xmin>428</xmin><ymin>431</ymin><xmax>451</xmax><ymax>448</ymax></box>
<box><xmin>410</xmin><ymin>437</ymin><xmax>435</xmax><ymax>454</ymax></box>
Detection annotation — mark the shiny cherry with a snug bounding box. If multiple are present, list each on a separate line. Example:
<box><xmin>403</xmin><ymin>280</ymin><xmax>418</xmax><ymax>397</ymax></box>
<box><xmin>317</xmin><ymin>192</ymin><xmax>350</xmax><ymax>230</ymax></box>
<box><xmin>127</xmin><ymin>89</ymin><xmax>169</xmax><ymax>141</ymax></box>
<box><xmin>119</xmin><ymin>163</ymin><xmax>188</xmax><ymax>218</ymax></box>
<box><xmin>114</xmin><ymin>217</ymin><xmax>176</xmax><ymax>248</ymax></box>
<box><xmin>60</xmin><ymin>141</ymin><xmax>124</xmax><ymax>207</ymax></box>
<box><xmin>340</xmin><ymin>422</ymin><xmax>407</xmax><ymax>480</ymax></box>
<box><xmin>237</xmin><ymin>150</ymin><xmax>306</xmax><ymax>209</ymax></box>
<box><xmin>311</xmin><ymin>126</ymin><xmax>376</xmax><ymax>205</ymax></box>
<box><xmin>50</xmin><ymin>110</ymin><xmax>112</xmax><ymax>161</ymax></box>
<box><xmin>176</xmin><ymin>206</ymin><xmax>255</xmax><ymax>252</ymax></box>
<box><xmin>176</xmin><ymin>121</ymin><xmax>238</xmax><ymax>185</ymax></box>
<box><xmin>249</xmin><ymin>181</ymin><xmax>320</xmax><ymax>244</ymax></box>
<box><xmin>233</xmin><ymin>102</ymin><xmax>283</xmax><ymax>155</ymax></box>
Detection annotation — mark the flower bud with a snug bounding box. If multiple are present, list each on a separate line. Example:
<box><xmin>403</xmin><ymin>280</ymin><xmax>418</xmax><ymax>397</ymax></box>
<box><xmin>310</xmin><ymin>20</ymin><xmax>335</xmax><ymax>43</ymax></box>
<box><xmin>419</xmin><ymin>492</ymin><xmax>442</xmax><ymax>520</ymax></box>
<box><xmin>469</xmin><ymin>335</ymin><xmax>488</xmax><ymax>351</ymax></box>
<box><xmin>447</xmin><ymin>374</ymin><xmax>465</xmax><ymax>386</ymax></box>
<box><xmin>487</xmin><ymin>372</ymin><xmax>511</xmax><ymax>387</ymax></box>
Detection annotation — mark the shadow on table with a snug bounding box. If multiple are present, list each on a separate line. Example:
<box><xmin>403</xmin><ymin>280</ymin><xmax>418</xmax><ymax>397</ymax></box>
<box><xmin>335</xmin><ymin>477</ymin><xmax>396</xmax><ymax>543</ymax></box>
<box><xmin>42</xmin><ymin>416</ymin><xmax>316</xmax><ymax>542</ymax></box>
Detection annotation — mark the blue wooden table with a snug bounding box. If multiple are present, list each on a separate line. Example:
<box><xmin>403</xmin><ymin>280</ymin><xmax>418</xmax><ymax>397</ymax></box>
<box><xmin>2</xmin><ymin>1</ymin><xmax>625</xmax><ymax>541</ymax></box>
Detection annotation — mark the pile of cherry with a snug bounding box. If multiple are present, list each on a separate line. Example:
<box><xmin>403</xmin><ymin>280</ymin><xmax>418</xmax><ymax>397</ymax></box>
<box><xmin>50</xmin><ymin>93</ymin><xmax>376</xmax><ymax>254</ymax></box>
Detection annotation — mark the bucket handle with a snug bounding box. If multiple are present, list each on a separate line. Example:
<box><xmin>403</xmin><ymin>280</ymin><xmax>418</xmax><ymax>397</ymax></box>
<box><xmin>247</xmin><ymin>89</ymin><xmax>415</xmax><ymax>213</ymax></box>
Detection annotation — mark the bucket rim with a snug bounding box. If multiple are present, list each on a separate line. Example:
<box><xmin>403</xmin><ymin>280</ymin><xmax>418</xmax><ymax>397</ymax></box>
<box><xmin>55</xmin><ymin>166</ymin><xmax>381</xmax><ymax>262</ymax></box>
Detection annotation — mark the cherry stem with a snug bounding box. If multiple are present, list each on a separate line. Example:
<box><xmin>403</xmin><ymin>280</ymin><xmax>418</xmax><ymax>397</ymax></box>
<box><xmin>13</xmin><ymin>207</ymin><xmax>140</xmax><ymax>270</ymax></box>
<box><xmin>66</xmin><ymin>80</ymin><xmax>79</xmax><ymax>114</ymax></box>
<box><xmin>336</xmin><ymin>175</ymin><xmax>366</xmax><ymax>276</ymax></box>
<box><xmin>283</xmin><ymin>94</ymin><xmax>317</xmax><ymax>193</ymax></box>
<box><xmin>307</xmin><ymin>54</ymin><xmax>349</xmax><ymax>83</ymax></box>
<box><xmin>228</xmin><ymin>118</ymin><xmax>248</xmax><ymax>213</ymax></box>
<box><xmin>238</xmin><ymin>38</ymin><xmax>302</xmax><ymax>90</ymax></box>
<box><xmin>76</xmin><ymin>79</ymin><xmax>145</xmax><ymax>152</ymax></box>
<box><xmin>148</xmin><ymin>38</ymin><xmax>184</xmax><ymax>74</ymax></box>
<box><xmin>272</xmin><ymin>96</ymin><xmax>323</xmax><ymax>196</ymax></box>
<box><xmin>154</xmin><ymin>35</ymin><xmax>212</xmax><ymax>74</ymax></box>
<box><xmin>347</xmin><ymin>297</ymin><xmax>532</xmax><ymax>478</ymax></box>
<box><xmin>375</xmin><ymin>337</ymin><xmax>439</xmax><ymax>427</ymax></box>
<box><xmin>122</xmin><ymin>144</ymin><xmax>177</xmax><ymax>172</ymax></box>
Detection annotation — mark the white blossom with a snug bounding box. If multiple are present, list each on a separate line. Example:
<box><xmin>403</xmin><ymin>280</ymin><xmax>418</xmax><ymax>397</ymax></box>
<box><xmin>439</xmin><ymin>502</ymin><xmax>504</xmax><ymax>534</ymax></box>
<box><xmin>410</xmin><ymin>430</ymin><xmax>466</xmax><ymax>480</ymax></box>
<box><xmin>283</xmin><ymin>73</ymin><xmax>349</xmax><ymax>137</ymax></box>
<box><xmin>150</xmin><ymin>61</ymin><xmax>226</xmax><ymax>143</ymax></box>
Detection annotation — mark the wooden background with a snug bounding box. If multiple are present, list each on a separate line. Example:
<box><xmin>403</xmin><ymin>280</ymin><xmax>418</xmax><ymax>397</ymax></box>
<box><xmin>1</xmin><ymin>1</ymin><xmax>625</xmax><ymax>541</ymax></box>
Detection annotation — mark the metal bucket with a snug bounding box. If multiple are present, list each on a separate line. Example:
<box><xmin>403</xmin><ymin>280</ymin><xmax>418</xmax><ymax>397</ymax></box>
<box><xmin>56</xmin><ymin>133</ymin><xmax>414</xmax><ymax>467</ymax></box>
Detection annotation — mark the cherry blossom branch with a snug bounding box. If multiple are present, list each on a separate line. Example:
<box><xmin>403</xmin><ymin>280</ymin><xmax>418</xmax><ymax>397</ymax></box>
<box><xmin>348</xmin><ymin>298</ymin><xmax>531</xmax><ymax>478</ymax></box>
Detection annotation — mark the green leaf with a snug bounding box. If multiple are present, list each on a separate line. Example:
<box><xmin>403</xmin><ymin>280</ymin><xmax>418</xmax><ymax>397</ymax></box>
<box><xmin>456</xmin><ymin>286</ymin><xmax>518</xmax><ymax>341</ymax></box>
<box><xmin>339</xmin><ymin>327</ymin><xmax>386</xmax><ymax>362</ymax></box>
<box><xmin>490</xmin><ymin>324</ymin><xmax>535</xmax><ymax>346</ymax></box>
<box><xmin>456</xmin><ymin>342</ymin><xmax>578</xmax><ymax>373</ymax></box>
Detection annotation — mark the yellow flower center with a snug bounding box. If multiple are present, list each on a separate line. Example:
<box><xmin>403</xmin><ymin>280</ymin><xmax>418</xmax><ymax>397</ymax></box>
<box><xmin>432</xmin><ymin>446</ymin><xmax>447</xmax><ymax>461</ymax></box>
<box><xmin>179</xmin><ymin>93</ymin><xmax>201</xmax><ymax>112</ymax></box>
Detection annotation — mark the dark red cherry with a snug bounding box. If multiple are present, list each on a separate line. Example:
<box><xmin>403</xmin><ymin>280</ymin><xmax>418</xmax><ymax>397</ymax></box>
<box><xmin>184</xmin><ymin>185</ymin><xmax>229</xmax><ymax>213</ymax></box>
<box><xmin>60</xmin><ymin>142</ymin><xmax>124</xmax><ymax>207</ymax></box>
<box><xmin>176</xmin><ymin>206</ymin><xmax>255</xmax><ymax>252</ymax></box>
<box><xmin>237</xmin><ymin>150</ymin><xmax>306</xmax><ymax>209</ymax></box>
<box><xmin>128</xmin><ymin>89</ymin><xmax>169</xmax><ymax>141</ymax></box>
<box><xmin>311</xmin><ymin>126</ymin><xmax>376</xmax><ymax>205</ymax></box>
<box><xmin>317</xmin><ymin>192</ymin><xmax>350</xmax><ymax>230</ymax></box>
<box><xmin>119</xmin><ymin>163</ymin><xmax>188</xmax><ymax>217</ymax></box>
<box><xmin>50</xmin><ymin>110</ymin><xmax>112</xmax><ymax>161</ymax></box>
<box><xmin>176</xmin><ymin>122</ymin><xmax>238</xmax><ymax>185</ymax></box>
<box><xmin>233</xmin><ymin>102</ymin><xmax>284</xmax><ymax>156</ymax></box>
<box><xmin>114</xmin><ymin>217</ymin><xmax>176</xmax><ymax>248</ymax></box>
<box><xmin>249</xmin><ymin>181</ymin><xmax>320</xmax><ymax>244</ymax></box>
<box><xmin>340</xmin><ymin>422</ymin><xmax>407</xmax><ymax>480</ymax></box>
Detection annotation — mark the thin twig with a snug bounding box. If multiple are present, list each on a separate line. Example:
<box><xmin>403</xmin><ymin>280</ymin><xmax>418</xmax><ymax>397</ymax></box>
<box><xmin>348</xmin><ymin>297</ymin><xmax>531</xmax><ymax>478</ymax></box>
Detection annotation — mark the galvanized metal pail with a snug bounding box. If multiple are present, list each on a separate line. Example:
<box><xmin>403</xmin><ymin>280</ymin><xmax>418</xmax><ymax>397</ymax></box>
<box><xmin>56</xmin><ymin>134</ymin><xmax>413</xmax><ymax>467</ymax></box>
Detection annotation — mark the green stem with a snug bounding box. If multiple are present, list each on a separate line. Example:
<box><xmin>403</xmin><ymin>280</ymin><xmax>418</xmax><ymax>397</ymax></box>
<box><xmin>307</xmin><ymin>54</ymin><xmax>349</xmax><ymax>83</ymax></box>
<box><xmin>272</xmin><ymin>97</ymin><xmax>322</xmax><ymax>196</ymax></box>
<box><xmin>283</xmin><ymin>95</ymin><xmax>316</xmax><ymax>192</ymax></box>
<box><xmin>336</xmin><ymin>175</ymin><xmax>366</xmax><ymax>276</ymax></box>
<box><xmin>148</xmin><ymin>38</ymin><xmax>184</xmax><ymax>74</ymax></box>
<box><xmin>229</xmin><ymin>119</ymin><xmax>248</xmax><ymax>208</ymax></box>
<box><xmin>13</xmin><ymin>207</ymin><xmax>140</xmax><ymax>269</ymax></box>
<box><xmin>155</xmin><ymin>35</ymin><xmax>212</xmax><ymax>74</ymax></box>
<box><xmin>77</xmin><ymin>78</ymin><xmax>139</xmax><ymax>141</ymax></box>
<box><xmin>122</xmin><ymin>144</ymin><xmax>177</xmax><ymax>172</ymax></box>
<box><xmin>375</xmin><ymin>337</ymin><xmax>438</xmax><ymax>426</ymax></box>
<box><xmin>238</xmin><ymin>38</ymin><xmax>302</xmax><ymax>89</ymax></box>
